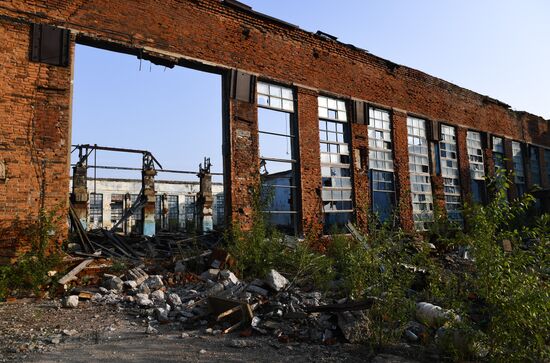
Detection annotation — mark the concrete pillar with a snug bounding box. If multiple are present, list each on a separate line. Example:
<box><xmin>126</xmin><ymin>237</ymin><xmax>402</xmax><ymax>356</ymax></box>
<box><xmin>142</xmin><ymin>167</ymin><xmax>156</xmax><ymax>237</ymax></box>
<box><xmin>71</xmin><ymin>163</ymin><xmax>88</xmax><ymax>230</ymax></box>
<box><xmin>197</xmin><ymin>158</ymin><xmax>214</xmax><ymax>233</ymax></box>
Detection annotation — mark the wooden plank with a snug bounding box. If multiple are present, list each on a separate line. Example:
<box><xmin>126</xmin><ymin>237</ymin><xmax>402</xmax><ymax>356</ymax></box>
<box><xmin>58</xmin><ymin>259</ymin><xmax>94</xmax><ymax>285</ymax></box>
<box><xmin>216</xmin><ymin>305</ymin><xmax>242</xmax><ymax>321</ymax></box>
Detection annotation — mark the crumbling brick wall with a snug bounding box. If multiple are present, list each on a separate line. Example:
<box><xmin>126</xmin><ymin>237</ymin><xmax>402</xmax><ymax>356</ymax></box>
<box><xmin>0</xmin><ymin>0</ymin><xmax>548</xmax><ymax>260</ymax></box>
<box><xmin>0</xmin><ymin>19</ymin><xmax>72</xmax><ymax>262</ymax></box>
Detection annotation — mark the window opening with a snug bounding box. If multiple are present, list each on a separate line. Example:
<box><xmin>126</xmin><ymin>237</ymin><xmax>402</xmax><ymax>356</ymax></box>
<box><xmin>407</xmin><ymin>117</ymin><xmax>433</xmax><ymax>230</ymax></box>
<box><xmin>467</xmin><ymin>131</ymin><xmax>486</xmax><ymax>203</ymax></box>
<box><xmin>258</xmin><ymin>82</ymin><xmax>298</xmax><ymax>234</ymax></box>
<box><xmin>512</xmin><ymin>141</ymin><xmax>526</xmax><ymax>196</ymax></box>
<box><xmin>368</xmin><ymin>108</ymin><xmax>395</xmax><ymax>222</ymax></box>
<box><xmin>440</xmin><ymin>125</ymin><xmax>462</xmax><ymax>223</ymax></box>
<box><xmin>319</xmin><ymin>96</ymin><xmax>353</xmax><ymax>233</ymax></box>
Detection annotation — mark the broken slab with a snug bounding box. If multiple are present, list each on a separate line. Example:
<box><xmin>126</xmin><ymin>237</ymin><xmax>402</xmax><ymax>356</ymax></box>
<box><xmin>63</xmin><ymin>295</ymin><xmax>79</xmax><ymax>308</ymax></box>
<box><xmin>416</xmin><ymin>302</ymin><xmax>459</xmax><ymax>328</ymax></box>
<box><xmin>337</xmin><ymin>310</ymin><xmax>371</xmax><ymax>343</ymax></box>
<box><xmin>264</xmin><ymin>269</ymin><xmax>288</xmax><ymax>291</ymax></box>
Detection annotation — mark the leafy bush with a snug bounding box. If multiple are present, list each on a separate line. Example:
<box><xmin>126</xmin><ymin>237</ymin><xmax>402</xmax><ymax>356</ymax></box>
<box><xmin>227</xmin><ymin>186</ymin><xmax>333</xmax><ymax>287</ymax></box>
<box><xmin>326</xmin><ymin>217</ymin><xmax>422</xmax><ymax>348</ymax></box>
<box><xmin>459</xmin><ymin>171</ymin><xmax>550</xmax><ymax>361</ymax></box>
<box><xmin>0</xmin><ymin>208</ymin><xmax>63</xmax><ymax>299</ymax></box>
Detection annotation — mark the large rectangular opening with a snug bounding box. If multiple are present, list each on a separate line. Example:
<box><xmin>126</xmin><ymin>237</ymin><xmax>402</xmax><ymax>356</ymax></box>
<box><xmin>69</xmin><ymin>42</ymin><xmax>225</xmax><ymax>238</ymax></box>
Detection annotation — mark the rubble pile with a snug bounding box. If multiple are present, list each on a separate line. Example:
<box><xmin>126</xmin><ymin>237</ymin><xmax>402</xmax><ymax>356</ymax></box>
<box><xmin>55</xmin><ymin>234</ymin><xmax>484</xmax><ymax>357</ymax></box>
<box><xmin>79</xmin><ymin>263</ymin><xmax>350</xmax><ymax>344</ymax></box>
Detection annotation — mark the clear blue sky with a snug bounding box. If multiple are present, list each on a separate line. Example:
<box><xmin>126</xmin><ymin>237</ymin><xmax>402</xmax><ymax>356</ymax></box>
<box><xmin>72</xmin><ymin>0</ymin><xmax>549</xmax><ymax>182</ymax></box>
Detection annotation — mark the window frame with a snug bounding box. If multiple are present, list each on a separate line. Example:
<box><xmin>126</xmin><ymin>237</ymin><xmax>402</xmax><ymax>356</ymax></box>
<box><xmin>319</xmin><ymin>95</ymin><xmax>353</xmax><ymax>232</ymax></box>
<box><xmin>368</xmin><ymin>107</ymin><xmax>395</xmax><ymax>222</ymax></box>
<box><xmin>407</xmin><ymin>116</ymin><xmax>434</xmax><ymax>230</ymax></box>
<box><xmin>257</xmin><ymin>81</ymin><xmax>299</xmax><ymax>234</ymax></box>
<box><xmin>439</xmin><ymin>124</ymin><xmax>463</xmax><ymax>223</ymax></box>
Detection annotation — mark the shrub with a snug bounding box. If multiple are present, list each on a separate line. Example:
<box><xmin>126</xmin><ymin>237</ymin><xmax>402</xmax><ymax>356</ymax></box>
<box><xmin>0</xmin><ymin>208</ymin><xmax>64</xmax><ymax>299</ymax></box>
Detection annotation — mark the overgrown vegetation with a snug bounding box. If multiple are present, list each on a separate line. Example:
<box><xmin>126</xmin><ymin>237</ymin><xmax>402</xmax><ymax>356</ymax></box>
<box><xmin>0</xmin><ymin>208</ymin><xmax>64</xmax><ymax>300</ymax></box>
<box><xmin>227</xmin><ymin>171</ymin><xmax>549</xmax><ymax>361</ymax></box>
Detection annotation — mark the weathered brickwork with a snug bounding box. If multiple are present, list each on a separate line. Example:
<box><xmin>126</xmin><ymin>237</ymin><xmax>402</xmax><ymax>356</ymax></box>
<box><xmin>0</xmin><ymin>0</ymin><xmax>548</xmax><ymax>260</ymax></box>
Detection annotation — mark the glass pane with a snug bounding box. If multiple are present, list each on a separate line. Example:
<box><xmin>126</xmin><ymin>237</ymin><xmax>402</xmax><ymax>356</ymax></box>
<box><xmin>259</xmin><ymin>133</ymin><xmax>293</xmax><ymax>161</ymax></box>
<box><xmin>260</xmin><ymin>160</ymin><xmax>293</xmax><ymax>176</ymax></box>
<box><xmin>258</xmin><ymin>108</ymin><xmax>292</xmax><ymax>136</ymax></box>
<box><xmin>257</xmin><ymin>82</ymin><xmax>269</xmax><ymax>95</ymax></box>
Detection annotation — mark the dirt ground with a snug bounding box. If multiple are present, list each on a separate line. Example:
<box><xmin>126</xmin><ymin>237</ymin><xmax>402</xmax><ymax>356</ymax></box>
<box><xmin>0</xmin><ymin>299</ymin><xmax>429</xmax><ymax>363</ymax></box>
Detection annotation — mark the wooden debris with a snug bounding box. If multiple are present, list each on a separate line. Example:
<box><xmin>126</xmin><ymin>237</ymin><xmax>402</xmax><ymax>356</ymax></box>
<box><xmin>303</xmin><ymin>298</ymin><xmax>379</xmax><ymax>313</ymax></box>
<box><xmin>208</xmin><ymin>296</ymin><xmax>253</xmax><ymax>333</ymax></box>
<box><xmin>58</xmin><ymin>259</ymin><xmax>94</xmax><ymax>285</ymax></box>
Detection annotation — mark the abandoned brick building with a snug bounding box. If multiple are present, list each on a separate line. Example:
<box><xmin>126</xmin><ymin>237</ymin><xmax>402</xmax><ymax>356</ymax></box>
<box><xmin>1</xmin><ymin>0</ymin><xmax>549</xmax><ymax>262</ymax></box>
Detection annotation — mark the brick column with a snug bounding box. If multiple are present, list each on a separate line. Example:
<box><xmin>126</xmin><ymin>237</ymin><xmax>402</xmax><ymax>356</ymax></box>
<box><xmin>295</xmin><ymin>88</ymin><xmax>323</xmax><ymax>236</ymax></box>
<box><xmin>391</xmin><ymin>110</ymin><xmax>414</xmax><ymax>232</ymax></box>
<box><xmin>227</xmin><ymin>98</ymin><xmax>260</xmax><ymax>230</ymax></box>
<box><xmin>503</xmin><ymin>138</ymin><xmax>517</xmax><ymax>200</ymax></box>
<box><xmin>350</xmin><ymin>123</ymin><xmax>369</xmax><ymax>232</ymax></box>
<box><xmin>456</xmin><ymin>127</ymin><xmax>472</xmax><ymax>204</ymax></box>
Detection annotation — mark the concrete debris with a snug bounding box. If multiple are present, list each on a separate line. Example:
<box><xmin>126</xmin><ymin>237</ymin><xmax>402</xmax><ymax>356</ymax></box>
<box><xmin>337</xmin><ymin>310</ymin><xmax>370</xmax><ymax>343</ymax></box>
<box><xmin>200</xmin><ymin>269</ymin><xmax>220</xmax><ymax>281</ymax></box>
<box><xmin>143</xmin><ymin>275</ymin><xmax>164</xmax><ymax>290</ymax></box>
<box><xmin>219</xmin><ymin>270</ymin><xmax>239</xmax><ymax>285</ymax></box>
<box><xmin>167</xmin><ymin>293</ymin><xmax>182</xmax><ymax>307</ymax></box>
<box><xmin>102</xmin><ymin>275</ymin><xmax>123</xmax><ymax>292</ymax></box>
<box><xmin>226</xmin><ymin>339</ymin><xmax>258</xmax><ymax>348</ymax></box>
<box><xmin>63</xmin><ymin>295</ymin><xmax>79</xmax><ymax>308</ymax></box>
<box><xmin>62</xmin><ymin>329</ymin><xmax>78</xmax><ymax>337</ymax></box>
<box><xmin>174</xmin><ymin>261</ymin><xmax>186</xmax><ymax>273</ymax></box>
<box><xmin>264</xmin><ymin>269</ymin><xmax>288</xmax><ymax>291</ymax></box>
<box><xmin>145</xmin><ymin>323</ymin><xmax>158</xmax><ymax>335</ymax></box>
<box><xmin>123</xmin><ymin>280</ymin><xmax>138</xmax><ymax>290</ymax></box>
<box><xmin>136</xmin><ymin>293</ymin><xmax>154</xmax><ymax>307</ymax></box>
<box><xmin>150</xmin><ymin>289</ymin><xmax>165</xmax><ymax>303</ymax></box>
<box><xmin>416</xmin><ymin>302</ymin><xmax>459</xmax><ymax>328</ymax></box>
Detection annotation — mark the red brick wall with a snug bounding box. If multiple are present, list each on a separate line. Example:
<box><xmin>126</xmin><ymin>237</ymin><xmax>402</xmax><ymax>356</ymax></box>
<box><xmin>0</xmin><ymin>0</ymin><xmax>548</xmax><ymax>258</ymax></box>
<box><xmin>0</xmin><ymin>20</ymin><xmax>71</xmax><ymax>262</ymax></box>
<box><xmin>295</xmin><ymin>88</ymin><xmax>322</xmax><ymax>235</ymax></box>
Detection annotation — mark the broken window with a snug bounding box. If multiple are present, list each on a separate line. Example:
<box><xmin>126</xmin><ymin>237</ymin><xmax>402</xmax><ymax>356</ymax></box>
<box><xmin>368</xmin><ymin>108</ymin><xmax>395</xmax><ymax>222</ymax></box>
<box><xmin>258</xmin><ymin>82</ymin><xmax>297</xmax><ymax>234</ymax></box>
<box><xmin>89</xmin><ymin>193</ymin><xmax>103</xmax><ymax>227</ymax></box>
<box><xmin>213</xmin><ymin>193</ymin><xmax>225</xmax><ymax>226</ymax></box>
<box><xmin>110</xmin><ymin>194</ymin><xmax>124</xmax><ymax>232</ymax></box>
<box><xmin>319</xmin><ymin>96</ymin><xmax>353</xmax><ymax>233</ymax></box>
<box><xmin>529</xmin><ymin>146</ymin><xmax>541</xmax><ymax>186</ymax></box>
<box><xmin>128</xmin><ymin>194</ymin><xmax>143</xmax><ymax>233</ymax></box>
<box><xmin>492</xmin><ymin>136</ymin><xmax>505</xmax><ymax>171</ymax></box>
<box><xmin>467</xmin><ymin>131</ymin><xmax>486</xmax><ymax>204</ymax></box>
<box><xmin>407</xmin><ymin>117</ymin><xmax>433</xmax><ymax>230</ymax></box>
<box><xmin>184</xmin><ymin>195</ymin><xmax>196</xmax><ymax>228</ymax></box>
<box><xmin>440</xmin><ymin>125</ymin><xmax>462</xmax><ymax>223</ymax></box>
<box><xmin>512</xmin><ymin>141</ymin><xmax>526</xmax><ymax>196</ymax></box>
